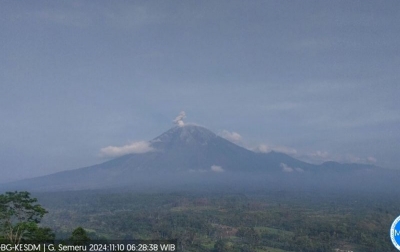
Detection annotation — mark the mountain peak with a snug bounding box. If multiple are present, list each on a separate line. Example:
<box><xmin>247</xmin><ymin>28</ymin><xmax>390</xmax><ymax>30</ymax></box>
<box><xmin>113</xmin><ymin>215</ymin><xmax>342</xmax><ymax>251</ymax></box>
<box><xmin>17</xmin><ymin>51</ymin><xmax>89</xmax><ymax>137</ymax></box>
<box><xmin>151</xmin><ymin>124</ymin><xmax>217</xmax><ymax>149</ymax></box>
<box><xmin>4</xmin><ymin>121</ymin><xmax>385</xmax><ymax>191</ymax></box>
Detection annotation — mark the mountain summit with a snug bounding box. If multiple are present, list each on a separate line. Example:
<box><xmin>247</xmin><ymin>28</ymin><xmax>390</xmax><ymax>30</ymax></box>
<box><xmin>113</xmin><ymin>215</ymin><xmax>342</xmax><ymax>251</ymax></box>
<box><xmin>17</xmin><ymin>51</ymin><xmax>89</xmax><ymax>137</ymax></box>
<box><xmin>119</xmin><ymin>124</ymin><xmax>261</xmax><ymax>173</ymax></box>
<box><xmin>1</xmin><ymin>124</ymin><xmax>386</xmax><ymax>192</ymax></box>
<box><xmin>151</xmin><ymin>125</ymin><xmax>218</xmax><ymax>148</ymax></box>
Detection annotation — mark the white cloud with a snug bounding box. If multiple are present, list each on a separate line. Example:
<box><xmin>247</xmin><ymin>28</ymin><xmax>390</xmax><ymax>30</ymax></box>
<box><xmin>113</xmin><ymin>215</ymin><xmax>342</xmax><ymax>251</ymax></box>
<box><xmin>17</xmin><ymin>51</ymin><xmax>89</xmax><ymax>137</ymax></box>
<box><xmin>219</xmin><ymin>129</ymin><xmax>379</xmax><ymax>169</ymax></box>
<box><xmin>280</xmin><ymin>163</ymin><xmax>294</xmax><ymax>173</ymax></box>
<box><xmin>220</xmin><ymin>130</ymin><xmax>242</xmax><ymax>144</ymax></box>
<box><xmin>100</xmin><ymin>141</ymin><xmax>154</xmax><ymax>158</ymax></box>
<box><xmin>173</xmin><ymin>111</ymin><xmax>186</xmax><ymax>127</ymax></box>
<box><xmin>300</xmin><ymin>151</ymin><xmax>379</xmax><ymax>166</ymax></box>
<box><xmin>211</xmin><ymin>165</ymin><xmax>224</xmax><ymax>172</ymax></box>
<box><xmin>343</xmin><ymin>154</ymin><xmax>377</xmax><ymax>164</ymax></box>
<box><xmin>280</xmin><ymin>163</ymin><xmax>304</xmax><ymax>173</ymax></box>
<box><xmin>255</xmin><ymin>144</ymin><xmax>297</xmax><ymax>155</ymax></box>
<box><xmin>301</xmin><ymin>151</ymin><xmax>344</xmax><ymax>163</ymax></box>
<box><xmin>295</xmin><ymin>167</ymin><xmax>304</xmax><ymax>172</ymax></box>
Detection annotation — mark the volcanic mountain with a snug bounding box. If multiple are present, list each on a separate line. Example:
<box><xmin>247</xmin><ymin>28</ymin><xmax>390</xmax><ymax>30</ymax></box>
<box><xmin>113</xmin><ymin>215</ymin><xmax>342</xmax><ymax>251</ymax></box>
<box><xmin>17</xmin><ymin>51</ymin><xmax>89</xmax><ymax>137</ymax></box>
<box><xmin>2</xmin><ymin>124</ymin><xmax>391</xmax><ymax>192</ymax></box>
<box><xmin>110</xmin><ymin>124</ymin><xmax>314</xmax><ymax>173</ymax></box>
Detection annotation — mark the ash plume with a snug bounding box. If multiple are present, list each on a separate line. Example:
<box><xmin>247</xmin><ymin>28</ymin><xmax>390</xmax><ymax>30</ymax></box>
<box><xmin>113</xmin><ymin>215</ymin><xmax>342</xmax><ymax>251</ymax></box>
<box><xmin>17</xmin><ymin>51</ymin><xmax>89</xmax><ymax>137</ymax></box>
<box><xmin>173</xmin><ymin>111</ymin><xmax>186</xmax><ymax>127</ymax></box>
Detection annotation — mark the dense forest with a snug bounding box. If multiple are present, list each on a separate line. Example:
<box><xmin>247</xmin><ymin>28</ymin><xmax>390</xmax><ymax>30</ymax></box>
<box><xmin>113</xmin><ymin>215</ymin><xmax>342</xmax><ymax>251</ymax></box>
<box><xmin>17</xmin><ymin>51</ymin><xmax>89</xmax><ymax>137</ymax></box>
<box><xmin>10</xmin><ymin>188</ymin><xmax>393</xmax><ymax>252</ymax></box>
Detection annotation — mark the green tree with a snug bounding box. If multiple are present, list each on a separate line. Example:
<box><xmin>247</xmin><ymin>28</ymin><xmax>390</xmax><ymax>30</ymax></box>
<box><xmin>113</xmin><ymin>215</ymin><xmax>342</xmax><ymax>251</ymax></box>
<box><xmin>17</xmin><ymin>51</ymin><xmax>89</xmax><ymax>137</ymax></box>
<box><xmin>0</xmin><ymin>191</ymin><xmax>50</xmax><ymax>244</ymax></box>
<box><xmin>69</xmin><ymin>227</ymin><xmax>90</xmax><ymax>245</ymax></box>
<box><xmin>213</xmin><ymin>239</ymin><xmax>228</xmax><ymax>252</ymax></box>
<box><xmin>22</xmin><ymin>223</ymin><xmax>55</xmax><ymax>243</ymax></box>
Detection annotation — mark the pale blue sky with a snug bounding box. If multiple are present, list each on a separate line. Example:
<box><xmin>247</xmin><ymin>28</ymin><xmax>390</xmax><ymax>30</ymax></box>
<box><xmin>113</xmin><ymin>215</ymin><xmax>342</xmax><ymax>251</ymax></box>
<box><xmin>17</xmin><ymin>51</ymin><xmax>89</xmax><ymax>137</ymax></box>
<box><xmin>1</xmin><ymin>1</ymin><xmax>399</xmax><ymax>182</ymax></box>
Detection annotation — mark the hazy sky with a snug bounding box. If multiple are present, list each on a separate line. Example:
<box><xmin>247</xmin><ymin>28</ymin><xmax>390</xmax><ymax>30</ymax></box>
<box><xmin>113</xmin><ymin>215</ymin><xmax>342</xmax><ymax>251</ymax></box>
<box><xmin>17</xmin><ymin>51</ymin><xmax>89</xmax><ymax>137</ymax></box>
<box><xmin>1</xmin><ymin>1</ymin><xmax>399</xmax><ymax>182</ymax></box>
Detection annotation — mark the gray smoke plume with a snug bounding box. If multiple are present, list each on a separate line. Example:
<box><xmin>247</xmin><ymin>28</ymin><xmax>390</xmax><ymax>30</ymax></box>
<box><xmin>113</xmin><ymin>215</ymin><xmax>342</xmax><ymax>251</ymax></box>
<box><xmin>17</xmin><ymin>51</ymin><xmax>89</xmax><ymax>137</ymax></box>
<box><xmin>173</xmin><ymin>111</ymin><xmax>186</xmax><ymax>127</ymax></box>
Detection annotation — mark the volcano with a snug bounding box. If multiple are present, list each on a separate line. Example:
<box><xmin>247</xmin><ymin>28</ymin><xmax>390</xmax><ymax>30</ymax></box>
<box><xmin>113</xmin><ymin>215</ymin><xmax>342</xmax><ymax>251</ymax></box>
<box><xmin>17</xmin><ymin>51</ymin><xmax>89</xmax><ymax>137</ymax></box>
<box><xmin>1</xmin><ymin>124</ymin><xmax>388</xmax><ymax>192</ymax></box>
<box><xmin>94</xmin><ymin>124</ymin><xmax>316</xmax><ymax>174</ymax></box>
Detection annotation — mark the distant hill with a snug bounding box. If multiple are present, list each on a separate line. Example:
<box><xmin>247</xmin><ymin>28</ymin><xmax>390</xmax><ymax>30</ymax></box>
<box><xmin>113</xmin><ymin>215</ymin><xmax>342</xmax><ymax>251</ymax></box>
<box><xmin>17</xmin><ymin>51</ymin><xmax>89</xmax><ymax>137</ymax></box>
<box><xmin>1</xmin><ymin>124</ymin><xmax>395</xmax><ymax>192</ymax></box>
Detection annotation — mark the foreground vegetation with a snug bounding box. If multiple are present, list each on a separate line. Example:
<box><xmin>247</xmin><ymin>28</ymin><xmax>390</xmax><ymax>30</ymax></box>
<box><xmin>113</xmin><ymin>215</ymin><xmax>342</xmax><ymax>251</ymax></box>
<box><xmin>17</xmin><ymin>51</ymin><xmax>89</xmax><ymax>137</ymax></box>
<box><xmin>0</xmin><ymin>191</ymin><xmax>90</xmax><ymax>246</ymax></box>
<box><xmin>29</xmin><ymin>189</ymin><xmax>398</xmax><ymax>252</ymax></box>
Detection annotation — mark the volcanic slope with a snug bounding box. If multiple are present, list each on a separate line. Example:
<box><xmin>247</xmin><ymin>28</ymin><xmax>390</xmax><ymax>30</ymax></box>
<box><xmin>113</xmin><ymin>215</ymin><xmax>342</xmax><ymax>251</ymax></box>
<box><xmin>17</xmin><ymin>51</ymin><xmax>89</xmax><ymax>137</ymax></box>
<box><xmin>2</xmin><ymin>124</ymin><xmax>384</xmax><ymax>191</ymax></box>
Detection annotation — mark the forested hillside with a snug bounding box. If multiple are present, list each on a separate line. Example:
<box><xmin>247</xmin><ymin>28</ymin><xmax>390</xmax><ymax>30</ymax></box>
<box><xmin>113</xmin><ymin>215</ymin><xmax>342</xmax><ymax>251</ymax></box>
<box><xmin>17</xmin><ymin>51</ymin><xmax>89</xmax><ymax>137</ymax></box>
<box><xmin>33</xmin><ymin>190</ymin><xmax>398</xmax><ymax>252</ymax></box>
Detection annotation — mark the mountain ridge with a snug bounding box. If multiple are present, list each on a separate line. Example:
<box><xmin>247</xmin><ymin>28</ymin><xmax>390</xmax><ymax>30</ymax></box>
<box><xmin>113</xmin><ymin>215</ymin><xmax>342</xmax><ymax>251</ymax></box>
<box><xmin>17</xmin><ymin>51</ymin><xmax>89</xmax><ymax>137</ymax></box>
<box><xmin>0</xmin><ymin>124</ymin><xmax>386</xmax><ymax>192</ymax></box>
